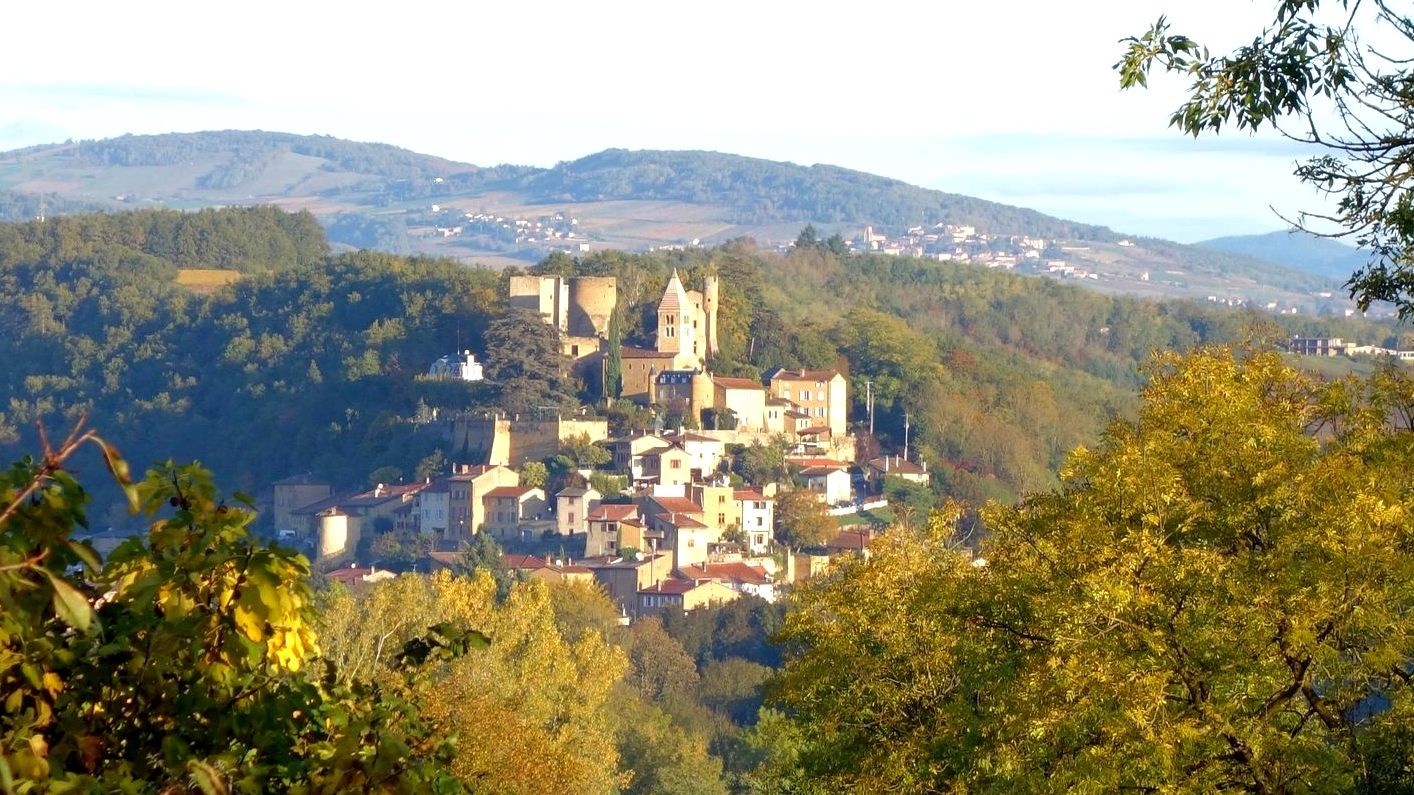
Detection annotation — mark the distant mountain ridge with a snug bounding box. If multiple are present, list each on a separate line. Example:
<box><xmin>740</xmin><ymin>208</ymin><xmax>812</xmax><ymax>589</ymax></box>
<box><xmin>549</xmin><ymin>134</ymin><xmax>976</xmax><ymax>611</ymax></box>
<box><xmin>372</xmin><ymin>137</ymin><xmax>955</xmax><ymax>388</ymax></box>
<box><xmin>1197</xmin><ymin>230</ymin><xmax>1367</xmax><ymax>282</ymax></box>
<box><xmin>0</xmin><ymin>130</ymin><xmax>1364</xmax><ymax>312</ymax></box>
<box><xmin>0</xmin><ymin>130</ymin><xmax>1109</xmax><ymax>240</ymax></box>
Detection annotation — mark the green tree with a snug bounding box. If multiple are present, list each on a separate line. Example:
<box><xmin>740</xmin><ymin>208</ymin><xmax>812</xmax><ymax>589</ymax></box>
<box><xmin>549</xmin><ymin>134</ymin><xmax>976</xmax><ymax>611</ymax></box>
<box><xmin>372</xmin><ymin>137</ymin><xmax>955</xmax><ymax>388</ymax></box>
<box><xmin>606</xmin><ymin>304</ymin><xmax>624</xmax><ymax>400</ymax></box>
<box><xmin>484</xmin><ymin>308</ymin><xmax>574</xmax><ymax>414</ymax></box>
<box><xmin>520</xmin><ymin>460</ymin><xmax>548</xmax><ymax>490</ymax></box>
<box><xmin>1117</xmin><ymin>2</ymin><xmax>1414</xmax><ymax>315</ymax></box>
<box><xmin>735</xmin><ymin>441</ymin><xmax>786</xmax><ymax>486</ymax></box>
<box><xmin>773</xmin><ymin>489</ymin><xmax>834</xmax><ymax>552</ymax></box>
<box><xmin>457</xmin><ymin>531</ymin><xmax>519</xmax><ymax>602</ymax></box>
<box><xmin>0</xmin><ymin>426</ymin><xmax>468</xmax><ymax>791</ymax></box>
<box><xmin>774</xmin><ymin>348</ymin><xmax>1414</xmax><ymax>792</ymax></box>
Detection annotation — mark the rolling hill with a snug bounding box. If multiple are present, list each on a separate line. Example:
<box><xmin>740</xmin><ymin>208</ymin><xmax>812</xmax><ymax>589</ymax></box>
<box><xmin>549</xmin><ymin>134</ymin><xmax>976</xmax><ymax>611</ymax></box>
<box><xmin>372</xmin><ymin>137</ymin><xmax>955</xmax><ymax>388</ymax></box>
<box><xmin>0</xmin><ymin>130</ymin><xmax>1368</xmax><ymax>313</ymax></box>
<box><xmin>1196</xmin><ymin>229</ymin><xmax>1368</xmax><ymax>282</ymax></box>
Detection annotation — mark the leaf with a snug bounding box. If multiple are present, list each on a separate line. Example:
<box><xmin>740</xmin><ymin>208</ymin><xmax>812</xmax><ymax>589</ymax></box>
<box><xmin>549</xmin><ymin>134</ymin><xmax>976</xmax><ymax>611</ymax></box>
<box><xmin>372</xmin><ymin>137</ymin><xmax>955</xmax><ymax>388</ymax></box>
<box><xmin>92</xmin><ymin>435</ymin><xmax>139</xmax><ymax>512</ymax></box>
<box><xmin>66</xmin><ymin>539</ymin><xmax>101</xmax><ymax>573</ymax></box>
<box><xmin>41</xmin><ymin>569</ymin><xmax>94</xmax><ymax>632</ymax></box>
<box><xmin>187</xmin><ymin>758</ymin><xmax>229</xmax><ymax>795</ymax></box>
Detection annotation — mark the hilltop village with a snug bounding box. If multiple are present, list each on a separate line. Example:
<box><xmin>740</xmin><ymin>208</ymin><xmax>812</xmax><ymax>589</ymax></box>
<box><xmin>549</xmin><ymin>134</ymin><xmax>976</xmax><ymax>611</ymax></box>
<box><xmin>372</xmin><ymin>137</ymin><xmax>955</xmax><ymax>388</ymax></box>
<box><xmin>271</xmin><ymin>269</ymin><xmax>929</xmax><ymax>615</ymax></box>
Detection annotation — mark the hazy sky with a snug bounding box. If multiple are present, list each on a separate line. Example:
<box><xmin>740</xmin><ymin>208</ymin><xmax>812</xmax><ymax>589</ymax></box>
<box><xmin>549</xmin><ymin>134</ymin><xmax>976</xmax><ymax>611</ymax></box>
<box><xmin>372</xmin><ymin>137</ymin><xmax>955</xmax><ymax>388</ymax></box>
<box><xmin>4</xmin><ymin>1</ymin><xmax>1337</xmax><ymax>242</ymax></box>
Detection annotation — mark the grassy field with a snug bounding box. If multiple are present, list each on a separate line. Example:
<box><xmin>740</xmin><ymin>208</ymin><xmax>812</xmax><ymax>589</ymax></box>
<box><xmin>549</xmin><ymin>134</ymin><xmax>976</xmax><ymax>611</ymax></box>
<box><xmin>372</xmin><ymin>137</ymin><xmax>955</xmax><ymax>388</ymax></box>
<box><xmin>176</xmin><ymin>268</ymin><xmax>243</xmax><ymax>293</ymax></box>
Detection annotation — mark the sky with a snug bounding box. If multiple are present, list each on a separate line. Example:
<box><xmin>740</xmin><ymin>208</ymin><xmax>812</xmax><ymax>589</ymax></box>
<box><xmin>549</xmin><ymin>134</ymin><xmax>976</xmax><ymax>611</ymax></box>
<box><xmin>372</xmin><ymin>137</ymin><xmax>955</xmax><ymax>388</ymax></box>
<box><xmin>2</xmin><ymin>0</ymin><xmax>1342</xmax><ymax>242</ymax></box>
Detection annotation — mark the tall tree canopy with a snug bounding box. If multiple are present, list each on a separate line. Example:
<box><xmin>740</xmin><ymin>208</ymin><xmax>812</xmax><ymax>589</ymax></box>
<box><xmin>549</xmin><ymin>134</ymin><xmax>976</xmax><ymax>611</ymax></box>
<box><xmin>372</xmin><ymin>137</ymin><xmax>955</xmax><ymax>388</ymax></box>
<box><xmin>774</xmin><ymin>348</ymin><xmax>1414</xmax><ymax>793</ymax></box>
<box><xmin>1118</xmin><ymin>1</ymin><xmax>1414</xmax><ymax>316</ymax></box>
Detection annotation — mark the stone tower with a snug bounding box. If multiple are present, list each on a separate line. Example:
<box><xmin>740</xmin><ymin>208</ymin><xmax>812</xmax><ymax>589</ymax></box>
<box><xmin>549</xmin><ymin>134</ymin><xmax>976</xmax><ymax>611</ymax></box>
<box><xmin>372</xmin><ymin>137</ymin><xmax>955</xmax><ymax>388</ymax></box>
<box><xmin>656</xmin><ymin>269</ymin><xmax>693</xmax><ymax>357</ymax></box>
<box><xmin>703</xmin><ymin>271</ymin><xmax>719</xmax><ymax>358</ymax></box>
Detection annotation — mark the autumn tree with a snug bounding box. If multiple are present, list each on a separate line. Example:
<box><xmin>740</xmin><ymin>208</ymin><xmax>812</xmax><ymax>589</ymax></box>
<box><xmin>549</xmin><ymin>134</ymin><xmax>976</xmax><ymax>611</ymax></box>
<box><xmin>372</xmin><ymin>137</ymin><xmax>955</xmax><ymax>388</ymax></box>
<box><xmin>1118</xmin><ymin>1</ymin><xmax>1414</xmax><ymax>315</ymax></box>
<box><xmin>773</xmin><ymin>489</ymin><xmax>834</xmax><ymax>552</ymax></box>
<box><xmin>772</xmin><ymin>348</ymin><xmax>1414</xmax><ymax>792</ymax></box>
<box><xmin>1</xmin><ymin>425</ymin><xmax>467</xmax><ymax>791</ymax></box>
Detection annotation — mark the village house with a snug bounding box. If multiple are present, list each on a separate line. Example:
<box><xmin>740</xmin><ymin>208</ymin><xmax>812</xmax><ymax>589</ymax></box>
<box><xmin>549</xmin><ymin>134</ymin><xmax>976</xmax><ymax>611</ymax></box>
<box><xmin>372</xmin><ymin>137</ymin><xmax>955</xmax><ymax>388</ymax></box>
<box><xmin>501</xmin><ymin>554</ymin><xmax>596</xmax><ymax>585</ymax></box>
<box><xmin>415</xmin><ymin>477</ymin><xmax>451</xmax><ymax>537</ymax></box>
<box><xmin>584</xmin><ymin>502</ymin><xmax>642</xmax><ymax>557</ymax></box>
<box><xmin>427</xmin><ymin>350</ymin><xmax>485</xmax><ymax>381</ymax></box>
<box><xmin>555</xmin><ymin>486</ymin><xmax>601</xmax><ymax>536</ymax></box>
<box><xmin>663</xmin><ymin>431</ymin><xmax>727</xmax><ymax>479</ymax></box>
<box><xmin>691</xmin><ymin>483</ymin><xmax>740</xmax><ymax>536</ymax></box>
<box><xmin>734</xmin><ymin>488</ymin><xmax>775</xmax><ymax>554</ymax></box>
<box><xmin>272</xmin><ymin>473</ymin><xmax>331</xmax><ymax>540</ymax></box>
<box><xmin>642</xmin><ymin>495</ymin><xmax>713</xmax><ymax>567</ymax></box>
<box><xmin>865</xmin><ymin>455</ymin><xmax>930</xmax><ymax>491</ymax></box>
<box><xmin>678</xmin><ymin>561</ymin><xmax>776</xmax><ymax>602</ymax></box>
<box><xmin>641</xmin><ymin>445</ymin><xmax>693</xmax><ymax>491</ymax></box>
<box><xmin>481</xmin><ymin>486</ymin><xmax>550</xmax><ymax>541</ymax></box>
<box><xmin>789</xmin><ymin>458</ymin><xmax>852</xmax><ymax>505</ymax></box>
<box><xmin>607</xmin><ymin>433</ymin><xmax>671</xmax><ymax>481</ymax></box>
<box><xmin>712</xmin><ymin>375</ymin><xmax>768</xmax><ymax>430</ymax></box>
<box><xmin>447</xmin><ymin>464</ymin><xmax>519</xmax><ymax>539</ymax></box>
<box><xmin>765</xmin><ymin>368</ymin><xmax>848</xmax><ymax>438</ymax></box>
<box><xmin>583</xmin><ymin>551</ymin><xmax>675</xmax><ymax>614</ymax></box>
<box><xmin>637</xmin><ymin>577</ymin><xmax>740</xmax><ymax>615</ymax></box>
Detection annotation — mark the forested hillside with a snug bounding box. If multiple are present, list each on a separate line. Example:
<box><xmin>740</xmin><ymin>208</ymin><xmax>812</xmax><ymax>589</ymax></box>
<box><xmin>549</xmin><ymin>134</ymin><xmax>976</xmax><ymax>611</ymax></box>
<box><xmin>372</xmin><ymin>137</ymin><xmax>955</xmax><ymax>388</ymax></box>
<box><xmin>5</xmin><ymin>207</ymin><xmax>1412</xmax><ymax>792</ymax></box>
<box><xmin>0</xmin><ymin>208</ymin><xmax>1391</xmax><ymax>522</ymax></box>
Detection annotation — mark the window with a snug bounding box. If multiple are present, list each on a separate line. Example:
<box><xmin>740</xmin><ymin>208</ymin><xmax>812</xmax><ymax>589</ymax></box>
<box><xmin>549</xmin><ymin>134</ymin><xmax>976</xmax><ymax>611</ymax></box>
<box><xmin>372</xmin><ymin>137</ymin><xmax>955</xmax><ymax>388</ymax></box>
<box><xmin>568</xmin><ymin>513</ymin><xmax>575</xmax><ymax>524</ymax></box>
<box><xmin>671</xmin><ymin>459</ymin><xmax>682</xmax><ymax>469</ymax></box>
<box><xmin>718</xmin><ymin>495</ymin><xmax>726</xmax><ymax>504</ymax></box>
<box><xmin>718</xmin><ymin>513</ymin><xmax>726</xmax><ymax>525</ymax></box>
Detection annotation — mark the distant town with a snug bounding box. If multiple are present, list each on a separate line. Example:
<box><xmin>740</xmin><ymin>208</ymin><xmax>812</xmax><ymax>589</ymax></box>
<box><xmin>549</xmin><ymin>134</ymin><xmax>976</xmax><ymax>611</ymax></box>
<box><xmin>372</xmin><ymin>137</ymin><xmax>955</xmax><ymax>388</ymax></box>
<box><xmin>268</xmin><ymin>269</ymin><xmax>928</xmax><ymax>616</ymax></box>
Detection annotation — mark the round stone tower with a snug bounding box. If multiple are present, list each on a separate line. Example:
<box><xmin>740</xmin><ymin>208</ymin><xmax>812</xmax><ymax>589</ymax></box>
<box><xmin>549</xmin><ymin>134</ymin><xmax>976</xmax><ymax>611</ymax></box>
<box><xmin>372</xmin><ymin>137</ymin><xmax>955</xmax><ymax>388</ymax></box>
<box><xmin>567</xmin><ymin>276</ymin><xmax>618</xmax><ymax>339</ymax></box>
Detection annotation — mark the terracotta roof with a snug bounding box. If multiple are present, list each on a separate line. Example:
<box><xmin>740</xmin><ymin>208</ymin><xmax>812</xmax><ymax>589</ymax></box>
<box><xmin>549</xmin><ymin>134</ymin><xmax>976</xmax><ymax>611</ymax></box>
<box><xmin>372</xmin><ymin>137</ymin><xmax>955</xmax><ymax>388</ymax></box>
<box><xmin>798</xmin><ymin>425</ymin><xmax>833</xmax><ymax>436</ymax></box>
<box><xmin>588</xmin><ymin>503</ymin><xmax>640</xmax><ymax>522</ymax></box>
<box><xmin>800</xmin><ymin>466</ymin><xmax>848</xmax><ymax>477</ymax></box>
<box><xmin>787</xmin><ymin>457</ymin><xmax>849</xmax><ymax>470</ymax></box>
<box><xmin>638</xmin><ymin>578</ymin><xmax>705</xmax><ymax>595</ymax></box>
<box><xmin>665</xmin><ymin>515</ymin><xmax>709</xmax><ymax>529</ymax></box>
<box><xmin>325</xmin><ymin>566</ymin><xmax>396</xmax><ymax>584</ymax></box>
<box><xmin>658</xmin><ymin>270</ymin><xmax>688</xmax><ymax>312</ymax></box>
<box><xmin>828</xmin><ymin>529</ymin><xmax>876</xmax><ymax>551</ymax></box>
<box><xmin>503</xmin><ymin>553</ymin><xmax>548</xmax><ymax>569</ymax></box>
<box><xmin>734</xmin><ymin>489</ymin><xmax>772</xmax><ymax>502</ymax></box>
<box><xmin>484</xmin><ymin>486</ymin><xmax>538</xmax><ymax>499</ymax></box>
<box><xmin>702</xmin><ymin>561</ymin><xmax>772</xmax><ymax>585</ymax></box>
<box><xmin>648</xmin><ymin>496</ymin><xmax>702</xmax><ymax>514</ymax></box>
<box><xmin>713</xmin><ymin>375</ymin><xmax>765</xmax><ymax>391</ymax></box>
<box><xmin>557</xmin><ymin>486</ymin><xmax>592</xmax><ymax>497</ymax></box>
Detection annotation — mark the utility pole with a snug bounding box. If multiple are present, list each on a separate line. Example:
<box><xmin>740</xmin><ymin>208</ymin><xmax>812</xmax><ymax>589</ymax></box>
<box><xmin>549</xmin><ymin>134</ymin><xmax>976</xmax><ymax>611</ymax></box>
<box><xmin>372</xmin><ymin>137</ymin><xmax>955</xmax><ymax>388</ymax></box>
<box><xmin>864</xmin><ymin>380</ymin><xmax>875</xmax><ymax>435</ymax></box>
<box><xmin>903</xmin><ymin>411</ymin><xmax>910</xmax><ymax>461</ymax></box>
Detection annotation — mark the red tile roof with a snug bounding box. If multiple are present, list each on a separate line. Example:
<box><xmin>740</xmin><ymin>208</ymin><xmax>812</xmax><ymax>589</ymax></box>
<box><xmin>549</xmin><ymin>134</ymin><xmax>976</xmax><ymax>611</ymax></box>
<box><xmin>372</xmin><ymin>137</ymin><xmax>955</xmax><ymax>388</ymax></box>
<box><xmin>638</xmin><ymin>578</ymin><xmax>704</xmax><ymax>595</ymax></box>
<box><xmin>713</xmin><ymin>375</ymin><xmax>765</xmax><ymax>390</ymax></box>
<box><xmin>787</xmin><ymin>458</ymin><xmax>849</xmax><ymax>470</ymax></box>
<box><xmin>648</xmin><ymin>496</ymin><xmax>702</xmax><ymax>514</ymax></box>
<box><xmin>589</xmin><ymin>503</ymin><xmax>640</xmax><ymax>522</ymax></box>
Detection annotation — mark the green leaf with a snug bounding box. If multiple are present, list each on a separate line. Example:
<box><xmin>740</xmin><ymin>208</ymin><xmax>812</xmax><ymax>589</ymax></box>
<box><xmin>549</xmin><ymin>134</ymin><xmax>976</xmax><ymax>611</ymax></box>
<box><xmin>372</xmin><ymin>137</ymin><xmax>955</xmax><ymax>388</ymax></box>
<box><xmin>41</xmin><ymin>569</ymin><xmax>94</xmax><ymax>632</ymax></box>
<box><xmin>187</xmin><ymin>758</ymin><xmax>229</xmax><ymax>795</ymax></box>
<box><xmin>66</xmin><ymin>539</ymin><xmax>101</xmax><ymax>573</ymax></box>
